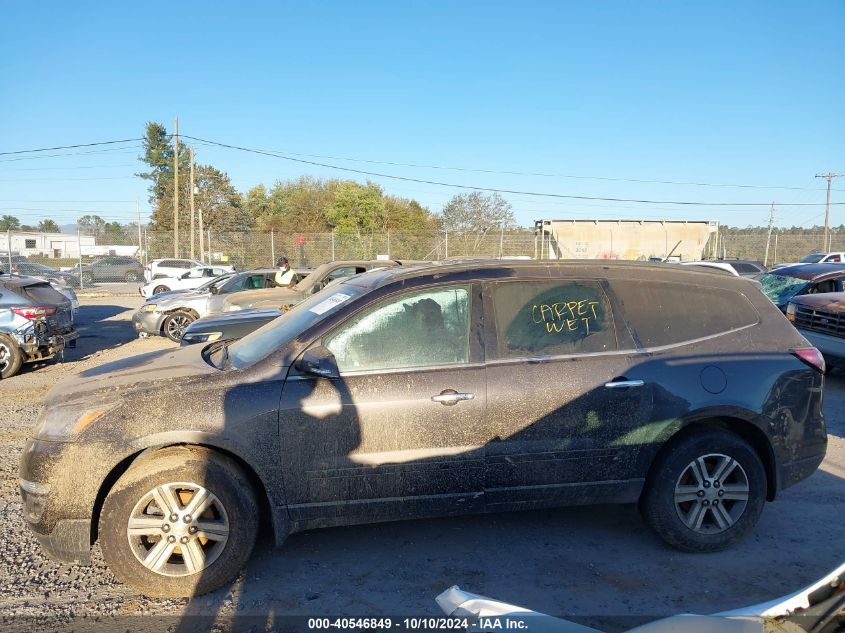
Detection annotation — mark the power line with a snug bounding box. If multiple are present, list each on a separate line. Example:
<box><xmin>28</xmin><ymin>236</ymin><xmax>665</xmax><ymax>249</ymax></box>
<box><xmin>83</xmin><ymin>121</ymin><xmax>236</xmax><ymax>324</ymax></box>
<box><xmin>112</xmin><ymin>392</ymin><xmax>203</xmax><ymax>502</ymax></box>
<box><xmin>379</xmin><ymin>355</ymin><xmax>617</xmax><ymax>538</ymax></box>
<box><xmin>0</xmin><ymin>138</ymin><xmax>144</xmax><ymax>157</ymax></box>
<box><xmin>0</xmin><ymin>199</ymin><xmax>138</xmax><ymax>203</ymax></box>
<box><xmin>0</xmin><ymin>164</ymin><xmax>137</xmax><ymax>172</ymax></box>
<box><xmin>0</xmin><ymin>176</ymin><xmax>138</xmax><ymax>182</ymax></box>
<box><xmin>0</xmin><ymin>146</ymin><xmax>142</xmax><ymax>163</ymax></box>
<box><xmin>182</xmin><ymin>135</ymin><xmax>844</xmax><ymax>207</ymax></box>
<box><xmin>189</xmin><ymin>137</ymin><xmax>842</xmax><ymax>193</ymax></box>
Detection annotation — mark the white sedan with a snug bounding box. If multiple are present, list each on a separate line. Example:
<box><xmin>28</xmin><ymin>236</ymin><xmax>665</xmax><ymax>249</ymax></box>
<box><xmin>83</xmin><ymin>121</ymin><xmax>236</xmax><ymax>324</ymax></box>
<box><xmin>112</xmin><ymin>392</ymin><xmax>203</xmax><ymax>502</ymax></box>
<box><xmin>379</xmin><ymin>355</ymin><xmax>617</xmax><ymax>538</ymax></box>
<box><xmin>139</xmin><ymin>265</ymin><xmax>234</xmax><ymax>298</ymax></box>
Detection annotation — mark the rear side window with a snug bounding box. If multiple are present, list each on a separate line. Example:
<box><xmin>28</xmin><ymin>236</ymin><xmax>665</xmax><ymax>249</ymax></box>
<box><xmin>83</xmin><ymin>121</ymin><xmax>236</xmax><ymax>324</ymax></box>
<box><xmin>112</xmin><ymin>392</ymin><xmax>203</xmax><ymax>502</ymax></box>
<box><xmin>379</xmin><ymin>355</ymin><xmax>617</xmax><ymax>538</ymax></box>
<box><xmin>609</xmin><ymin>280</ymin><xmax>758</xmax><ymax>347</ymax></box>
<box><xmin>490</xmin><ymin>280</ymin><xmax>617</xmax><ymax>358</ymax></box>
<box><xmin>23</xmin><ymin>283</ymin><xmax>66</xmax><ymax>305</ymax></box>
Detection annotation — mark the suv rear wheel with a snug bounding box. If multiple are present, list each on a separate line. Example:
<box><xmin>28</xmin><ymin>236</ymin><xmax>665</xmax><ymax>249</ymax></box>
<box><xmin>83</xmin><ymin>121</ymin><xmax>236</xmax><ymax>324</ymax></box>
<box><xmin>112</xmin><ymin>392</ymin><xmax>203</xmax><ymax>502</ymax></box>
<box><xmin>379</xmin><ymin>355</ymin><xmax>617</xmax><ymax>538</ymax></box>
<box><xmin>640</xmin><ymin>430</ymin><xmax>766</xmax><ymax>552</ymax></box>
<box><xmin>99</xmin><ymin>447</ymin><xmax>258</xmax><ymax>598</ymax></box>
<box><xmin>0</xmin><ymin>334</ymin><xmax>23</xmax><ymax>379</ymax></box>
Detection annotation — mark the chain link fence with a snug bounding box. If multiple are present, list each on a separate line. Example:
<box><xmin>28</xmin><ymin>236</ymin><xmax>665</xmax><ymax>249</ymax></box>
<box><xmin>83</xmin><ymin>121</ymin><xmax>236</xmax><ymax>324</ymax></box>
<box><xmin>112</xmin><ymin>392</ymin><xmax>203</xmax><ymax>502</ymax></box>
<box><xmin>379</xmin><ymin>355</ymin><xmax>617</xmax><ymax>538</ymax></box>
<box><xmin>4</xmin><ymin>226</ymin><xmax>844</xmax><ymax>275</ymax></box>
<box><xmin>138</xmin><ymin>229</ymin><xmax>542</xmax><ymax>270</ymax></box>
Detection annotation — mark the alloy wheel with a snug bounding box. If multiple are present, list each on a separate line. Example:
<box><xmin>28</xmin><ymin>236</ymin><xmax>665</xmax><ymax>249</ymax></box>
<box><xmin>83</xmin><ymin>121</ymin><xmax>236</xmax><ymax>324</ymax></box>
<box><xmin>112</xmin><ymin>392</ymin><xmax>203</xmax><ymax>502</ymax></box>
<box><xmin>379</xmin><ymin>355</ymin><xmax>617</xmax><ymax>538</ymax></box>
<box><xmin>166</xmin><ymin>314</ymin><xmax>192</xmax><ymax>340</ymax></box>
<box><xmin>0</xmin><ymin>342</ymin><xmax>10</xmax><ymax>372</ymax></box>
<box><xmin>673</xmin><ymin>453</ymin><xmax>749</xmax><ymax>534</ymax></box>
<box><xmin>126</xmin><ymin>482</ymin><xmax>229</xmax><ymax>577</ymax></box>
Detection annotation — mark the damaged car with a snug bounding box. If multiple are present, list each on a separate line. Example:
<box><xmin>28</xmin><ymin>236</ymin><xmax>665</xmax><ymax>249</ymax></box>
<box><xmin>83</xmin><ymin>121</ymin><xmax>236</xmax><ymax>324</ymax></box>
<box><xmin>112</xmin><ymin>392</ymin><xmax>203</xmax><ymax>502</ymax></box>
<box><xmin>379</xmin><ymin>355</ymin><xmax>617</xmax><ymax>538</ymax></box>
<box><xmin>0</xmin><ymin>273</ymin><xmax>79</xmax><ymax>378</ymax></box>
<box><xmin>20</xmin><ymin>261</ymin><xmax>826</xmax><ymax>597</ymax></box>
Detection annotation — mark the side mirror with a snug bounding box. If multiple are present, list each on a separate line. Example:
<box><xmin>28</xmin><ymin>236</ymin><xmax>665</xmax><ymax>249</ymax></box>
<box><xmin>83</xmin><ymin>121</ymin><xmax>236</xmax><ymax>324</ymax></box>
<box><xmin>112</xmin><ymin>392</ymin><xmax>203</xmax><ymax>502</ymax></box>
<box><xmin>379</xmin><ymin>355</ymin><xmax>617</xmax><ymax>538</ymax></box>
<box><xmin>210</xmin><ymin>285</ymin><xmax>219</xmax><ymax>295</ymax></box>
<box><xmin>296</xmin><ymin>345</ymin><xmax>339</xmax><ymax>379</ymax></box>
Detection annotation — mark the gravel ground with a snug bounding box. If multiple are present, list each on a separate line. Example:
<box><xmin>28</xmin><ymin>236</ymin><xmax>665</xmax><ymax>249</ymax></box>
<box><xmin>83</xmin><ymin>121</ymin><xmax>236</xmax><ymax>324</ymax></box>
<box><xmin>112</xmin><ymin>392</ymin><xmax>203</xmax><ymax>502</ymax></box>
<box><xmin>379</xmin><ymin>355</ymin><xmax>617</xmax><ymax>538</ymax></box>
<box><xmin>1</xmin><ymin>296</ymin><xmax>844</xmax><ymax>632</ymax></box>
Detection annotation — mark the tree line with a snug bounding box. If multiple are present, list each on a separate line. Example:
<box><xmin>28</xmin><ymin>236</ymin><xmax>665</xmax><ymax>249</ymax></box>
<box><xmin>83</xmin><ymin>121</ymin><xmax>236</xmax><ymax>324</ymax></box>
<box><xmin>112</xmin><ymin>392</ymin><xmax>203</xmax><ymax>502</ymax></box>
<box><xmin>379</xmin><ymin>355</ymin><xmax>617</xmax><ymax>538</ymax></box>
<box><xmin>138</xmin><ymin>122</ymin><xmax>516</xmax><ymax>237</ymax></box>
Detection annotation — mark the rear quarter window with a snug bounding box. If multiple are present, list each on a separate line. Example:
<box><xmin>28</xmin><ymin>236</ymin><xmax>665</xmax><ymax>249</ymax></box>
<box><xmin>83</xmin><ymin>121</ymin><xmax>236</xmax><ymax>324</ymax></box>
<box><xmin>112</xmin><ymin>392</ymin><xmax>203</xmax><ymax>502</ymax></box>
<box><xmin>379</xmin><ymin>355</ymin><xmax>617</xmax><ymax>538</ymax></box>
<box><xmin>23</xmin><ymin>283</ymin><xmax>67</xmax><ymax>305</ymax></box>
<box><xmin>490</xmin><ymin>280</ymin><xmax>617</xmax><ymax>358</ymax></box>
<box><xmin>609</xmin><ymin>279</ymin><xmax>759</xmax><ymax>347</ymax></box>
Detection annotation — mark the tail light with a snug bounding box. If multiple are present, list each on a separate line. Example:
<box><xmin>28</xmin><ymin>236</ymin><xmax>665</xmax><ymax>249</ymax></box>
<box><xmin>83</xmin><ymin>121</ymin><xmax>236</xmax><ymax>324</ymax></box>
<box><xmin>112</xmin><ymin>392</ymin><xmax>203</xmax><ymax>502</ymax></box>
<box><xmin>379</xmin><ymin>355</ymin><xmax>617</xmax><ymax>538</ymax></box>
<box><xmin>11</xmin><ymin>306</ymin><xmax>57</xmax><ymax>319</ymax></box>
<box><xmin>791</xmin><ymin>347</ymin><xmax>826</xmax><ymax>374</ymax></box>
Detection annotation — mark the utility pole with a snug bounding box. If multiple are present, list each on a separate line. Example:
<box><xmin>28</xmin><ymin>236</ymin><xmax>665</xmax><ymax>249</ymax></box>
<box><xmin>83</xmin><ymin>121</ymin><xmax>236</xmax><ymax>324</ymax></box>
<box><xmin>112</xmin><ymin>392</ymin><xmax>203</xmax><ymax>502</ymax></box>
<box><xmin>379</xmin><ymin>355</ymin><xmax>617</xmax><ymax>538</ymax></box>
<box><xmin>189</xmin><ymin>146</ymin><xmax>196</xmax><ymax>260</ymax></box>
<box><xmin>173</xmin><ymin>117</ymin><xmax>180</xmax><ymax>257</ymax></box>
<box><xmin>816</xmin><ymin>172</ymin><xmax>843</xmax><ymax>252</ymax></box>
<box><xmin>136</xmin><ymin>199</ymin><xmax>142</xmax><ymax>262</ymax></box>
<box><xmin>763</xmin><ymin>203</ymin><xmax>775</xmax><ymax>267</ymax></box>
<box><xmin>198</xmin><ymin>207</ymin><xmax>205</xmax><ymax>263</ymax></box>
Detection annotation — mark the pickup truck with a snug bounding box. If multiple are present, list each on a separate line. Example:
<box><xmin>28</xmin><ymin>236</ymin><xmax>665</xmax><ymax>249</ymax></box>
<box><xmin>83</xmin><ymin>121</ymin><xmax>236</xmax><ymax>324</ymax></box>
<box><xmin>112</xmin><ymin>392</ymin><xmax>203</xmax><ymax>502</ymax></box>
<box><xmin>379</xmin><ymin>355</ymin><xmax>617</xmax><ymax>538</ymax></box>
<box><xmin>787</xmin><ymin>291</ymin><xmax>845</xmax><ymax>373</ymax></box>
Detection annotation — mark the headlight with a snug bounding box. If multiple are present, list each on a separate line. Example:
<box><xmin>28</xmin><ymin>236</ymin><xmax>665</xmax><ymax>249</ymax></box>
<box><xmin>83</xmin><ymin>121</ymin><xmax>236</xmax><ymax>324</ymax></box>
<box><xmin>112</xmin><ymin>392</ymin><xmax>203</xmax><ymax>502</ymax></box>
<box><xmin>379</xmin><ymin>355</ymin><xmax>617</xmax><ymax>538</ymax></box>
<box><xmin>183</xmin><ymin>331</ymin><xmax>223</xmax><ymax>344</ymax></box>
<box><xmin>33</xmin><ymin>403</ymin><xmax>117</xmax><ymax>441</ymax></box>
<box><xmin>786</xmin><ymin>303</ymin><xmax>796</xmax><ymax>322</ymax></box>
<box><xmin>140</xmin><ymin>303</ymin><xmax>157</xmax><ymax>313</ymax></box>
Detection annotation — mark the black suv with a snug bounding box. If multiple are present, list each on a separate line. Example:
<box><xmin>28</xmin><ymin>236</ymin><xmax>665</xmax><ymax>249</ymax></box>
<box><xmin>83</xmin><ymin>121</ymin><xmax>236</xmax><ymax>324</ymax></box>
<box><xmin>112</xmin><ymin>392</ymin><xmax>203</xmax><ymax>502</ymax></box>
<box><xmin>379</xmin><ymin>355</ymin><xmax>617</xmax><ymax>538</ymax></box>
<box><xmin>20</xmin><ymin>261</ymin><xmax>826</xmax><ymax>597</ymax></box>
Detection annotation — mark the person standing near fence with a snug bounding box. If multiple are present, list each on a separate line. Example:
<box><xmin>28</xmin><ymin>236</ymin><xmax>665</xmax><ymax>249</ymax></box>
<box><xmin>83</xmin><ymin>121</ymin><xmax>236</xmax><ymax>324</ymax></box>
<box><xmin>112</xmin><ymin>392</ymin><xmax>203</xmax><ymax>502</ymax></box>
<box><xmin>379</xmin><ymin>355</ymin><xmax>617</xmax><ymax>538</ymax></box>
<box><xmin>274</xmin><ymin>256</ymin><xmax>297</xmax><ymax>288</ymax></box>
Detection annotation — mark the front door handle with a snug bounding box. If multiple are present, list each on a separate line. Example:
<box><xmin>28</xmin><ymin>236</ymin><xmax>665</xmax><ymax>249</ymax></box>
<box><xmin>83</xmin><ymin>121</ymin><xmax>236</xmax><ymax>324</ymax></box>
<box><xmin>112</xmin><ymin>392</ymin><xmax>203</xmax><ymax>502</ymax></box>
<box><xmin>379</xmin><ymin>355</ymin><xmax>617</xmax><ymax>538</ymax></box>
<box><xmin>432</xmin><ymin>390</ymin><xmax>476</xmax><ymax>406</ymax></box>
<box><xmin>604</xmin><ymin>379</ymin><xmax>645</xmax><ymax>389</ymax></box>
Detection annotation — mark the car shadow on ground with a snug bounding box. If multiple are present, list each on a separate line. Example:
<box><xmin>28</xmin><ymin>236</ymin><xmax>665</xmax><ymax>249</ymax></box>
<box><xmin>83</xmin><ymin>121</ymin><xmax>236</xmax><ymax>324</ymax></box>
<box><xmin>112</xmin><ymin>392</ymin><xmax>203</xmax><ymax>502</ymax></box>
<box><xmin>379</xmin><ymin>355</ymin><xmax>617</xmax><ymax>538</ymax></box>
<box><xmin>17</xmin><ymin>305</ymin><xmax>154</xmax><ymax>377</ymax></box>
<box><xmin>167</xmin><ymin>466</ymin><xmax>845</xmax><ymax>633</ymax></box>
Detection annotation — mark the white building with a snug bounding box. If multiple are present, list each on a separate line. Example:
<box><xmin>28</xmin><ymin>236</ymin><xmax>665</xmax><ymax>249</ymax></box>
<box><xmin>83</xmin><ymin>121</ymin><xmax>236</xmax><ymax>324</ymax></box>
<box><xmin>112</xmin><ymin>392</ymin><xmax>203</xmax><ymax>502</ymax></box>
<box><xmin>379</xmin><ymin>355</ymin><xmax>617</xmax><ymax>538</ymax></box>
<box><xmin>0</xmin><ymin>231</ymin><xmax>96</xmax><ymax>259</ymax></box>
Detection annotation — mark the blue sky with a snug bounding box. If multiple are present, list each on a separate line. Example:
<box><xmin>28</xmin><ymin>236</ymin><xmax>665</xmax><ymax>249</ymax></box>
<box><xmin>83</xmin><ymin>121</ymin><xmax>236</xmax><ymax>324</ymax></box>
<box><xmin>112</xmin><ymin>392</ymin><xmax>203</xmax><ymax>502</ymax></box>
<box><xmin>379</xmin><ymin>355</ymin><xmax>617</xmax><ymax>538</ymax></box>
<box><xmin>1</xmin><ymin>1</ymin><xmax>843</xmax><ymax>229</ymax></box>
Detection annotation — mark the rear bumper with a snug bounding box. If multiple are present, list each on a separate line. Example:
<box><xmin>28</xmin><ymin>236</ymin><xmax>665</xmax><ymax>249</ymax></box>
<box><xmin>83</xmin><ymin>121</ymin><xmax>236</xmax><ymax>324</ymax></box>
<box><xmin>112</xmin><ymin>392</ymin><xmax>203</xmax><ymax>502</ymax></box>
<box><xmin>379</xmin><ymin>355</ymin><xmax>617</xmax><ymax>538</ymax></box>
<box><xmin>777</xmin><ymin>451</ymin><xmax>826</xmax><ymax>494</ymax></box>
<box><xmin>17</xmin><ymin>329</ymin><xmax>78</xmax><ymax>360</ymax></box>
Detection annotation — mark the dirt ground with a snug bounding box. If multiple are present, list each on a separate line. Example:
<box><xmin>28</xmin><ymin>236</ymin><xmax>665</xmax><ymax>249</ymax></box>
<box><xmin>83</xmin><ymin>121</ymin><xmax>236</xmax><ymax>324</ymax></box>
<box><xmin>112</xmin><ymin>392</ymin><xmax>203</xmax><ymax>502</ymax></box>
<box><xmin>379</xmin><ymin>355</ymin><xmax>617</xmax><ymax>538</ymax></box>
<box><xmin>1</xmin><ymin>295</ymin><xmax>844</xmax><ymax>632</ymax></box>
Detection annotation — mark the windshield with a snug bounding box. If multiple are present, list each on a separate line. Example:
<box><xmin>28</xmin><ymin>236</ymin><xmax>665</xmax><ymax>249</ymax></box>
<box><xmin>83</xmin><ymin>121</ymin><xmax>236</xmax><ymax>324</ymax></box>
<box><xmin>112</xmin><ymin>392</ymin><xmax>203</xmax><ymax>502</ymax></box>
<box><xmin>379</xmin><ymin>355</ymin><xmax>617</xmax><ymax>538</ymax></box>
<box><xmin>227</xmin><ymin>283</ymin><xmax>365</xmax><ymax>368</ymax></box>
<box><xmin>799</xmin><ymin>253</ymin><xmax>825</xmax><ymax>263</ymax></box>
<box><xmin>759</xmin><ymin>272</ymin><xmax>810</xmax><ymax>305</ymax></box>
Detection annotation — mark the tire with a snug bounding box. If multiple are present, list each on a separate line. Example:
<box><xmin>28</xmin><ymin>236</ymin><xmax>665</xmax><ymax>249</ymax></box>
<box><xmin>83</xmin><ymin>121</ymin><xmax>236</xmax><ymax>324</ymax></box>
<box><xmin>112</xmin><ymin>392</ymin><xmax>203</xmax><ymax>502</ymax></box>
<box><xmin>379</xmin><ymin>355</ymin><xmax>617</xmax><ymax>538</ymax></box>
<box><xmin>99</xmin><ymin>446</ymin><xmax>259</xmax><ymax>598</ymax></box>
<box><xmin>163</xmin><ymin>311</ymin><xmax>196</xmax><ymax>342</ymax></box>
<box><xmin>0</xmin><ymin>334</ymin><xmax>23</xmax><ymax>379</ymax></box>
<box><xmin>125</xmin><ymin>271</ymin><xmax>139</xmax><ymax>282</ymax></box>
<box><xmin>153</xmin><ymin>285</ymin><xmax>170</xmax><ymax>295</ymax></box>
<box><xmin>81</xmin><ymin>272</ymin><xmax>94</xmax><ymax>284</ymax></box>
<box><xmin>640</xmin><ymin>430</ymin><xmax>766</xmax><ymax>552</ymax></box>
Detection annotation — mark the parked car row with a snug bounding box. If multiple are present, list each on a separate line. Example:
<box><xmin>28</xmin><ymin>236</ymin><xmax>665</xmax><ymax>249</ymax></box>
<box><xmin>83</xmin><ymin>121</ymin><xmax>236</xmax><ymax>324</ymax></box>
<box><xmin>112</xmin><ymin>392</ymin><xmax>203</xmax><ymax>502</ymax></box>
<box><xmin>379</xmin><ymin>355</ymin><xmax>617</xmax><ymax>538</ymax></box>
<box><xmin>133</xmin><ymin>260</ymin><xmax>404</xmax><ymax>341</ymax></box>
<box><xmin>139</xmin><ymin>265</ymin><xmax>235</xmax><ymax>298</ymax></box>
<box><xmin>21</xmin><ymin>260</ymin><xmax>827</xmax><ymax>599</ymax></box>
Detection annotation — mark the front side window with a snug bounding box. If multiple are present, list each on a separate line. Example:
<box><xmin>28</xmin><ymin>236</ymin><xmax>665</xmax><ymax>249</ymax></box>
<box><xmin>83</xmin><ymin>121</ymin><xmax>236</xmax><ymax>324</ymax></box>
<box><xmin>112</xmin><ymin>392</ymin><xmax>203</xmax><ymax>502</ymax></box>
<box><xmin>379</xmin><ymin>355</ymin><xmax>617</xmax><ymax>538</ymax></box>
<box><xmin>799</xmin><ymin>254</ymin><xmax>824</xmax><ymax>264</ymax></box>
<box><xmin>325</xmin><ymin>285</ymin><xmax>471</xmax><ymax>373</ymax></box>
<box><xmin>491</xmin><ymin>280</ymin><xmax>616</xmax><ymax>359</ymax></box>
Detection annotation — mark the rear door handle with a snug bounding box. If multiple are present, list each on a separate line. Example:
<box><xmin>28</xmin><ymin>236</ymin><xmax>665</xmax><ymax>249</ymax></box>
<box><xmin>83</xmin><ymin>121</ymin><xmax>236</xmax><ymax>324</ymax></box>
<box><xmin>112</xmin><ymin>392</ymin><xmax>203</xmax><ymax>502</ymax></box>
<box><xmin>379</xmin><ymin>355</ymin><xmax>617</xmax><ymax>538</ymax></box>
<box><xmin>432</xmin><ymin>390</ymin><xmax>476</xmax><ymax>406</ymax></box>
<box><xmin>604</xmin><ymin>380</ymin><xmax>645</xmax><ymax>389</ymax></box>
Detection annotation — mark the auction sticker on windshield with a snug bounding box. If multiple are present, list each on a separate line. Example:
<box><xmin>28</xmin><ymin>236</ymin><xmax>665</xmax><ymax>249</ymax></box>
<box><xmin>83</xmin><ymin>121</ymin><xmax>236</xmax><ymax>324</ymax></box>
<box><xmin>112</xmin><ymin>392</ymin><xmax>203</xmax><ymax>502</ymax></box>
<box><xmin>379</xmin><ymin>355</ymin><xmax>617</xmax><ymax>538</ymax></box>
<box><xmin>309</xmin><ymin>293</ymin><xmax>352</xmax><ymax>315</ymax></box>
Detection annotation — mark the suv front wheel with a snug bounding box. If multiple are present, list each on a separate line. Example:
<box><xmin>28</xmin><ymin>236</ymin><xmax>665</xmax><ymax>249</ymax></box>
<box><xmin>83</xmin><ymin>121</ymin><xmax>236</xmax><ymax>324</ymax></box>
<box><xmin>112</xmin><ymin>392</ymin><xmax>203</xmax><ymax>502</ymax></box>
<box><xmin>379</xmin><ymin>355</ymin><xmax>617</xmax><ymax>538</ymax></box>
<box><xmin>640</xmin><ymin>430</ymin><xmax>766</xmax><ymax>552</ymax></box>
<box><xmin>99</xmin><ymin>446</ymin><xmax>259</xmax><ymax>598</ymax></box>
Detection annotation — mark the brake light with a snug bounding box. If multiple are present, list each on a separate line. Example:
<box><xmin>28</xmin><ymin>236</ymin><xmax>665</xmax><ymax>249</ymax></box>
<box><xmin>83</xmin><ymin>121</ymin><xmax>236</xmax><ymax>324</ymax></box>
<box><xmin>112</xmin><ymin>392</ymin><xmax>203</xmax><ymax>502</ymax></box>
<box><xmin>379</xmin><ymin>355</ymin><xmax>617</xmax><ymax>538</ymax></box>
<box><xmin>11</xmin><ymin>306</ymin><xmax>57</xmax><ymax>319</ymax></box>
<box><xmin>791</xmin><ymin>347</ymin><xmax>826</xmax><ymax>374</ymax></box>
